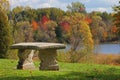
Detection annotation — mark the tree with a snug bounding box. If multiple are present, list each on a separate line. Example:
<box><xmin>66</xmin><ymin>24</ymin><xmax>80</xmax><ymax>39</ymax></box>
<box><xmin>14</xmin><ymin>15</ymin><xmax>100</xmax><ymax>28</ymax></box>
<box><xmin>33</xmin><ymin>16</ymin><xmax>57</xmax><ymax>42</ymax></box>
<box><xmin>113</xmin><ymin>1</ymin><xmax>120</xmax><ymax>37</ymax></box>
<box><xmin>55</xmin><ymin>25</ymin><xmax>63</xmax><ymax>42</ymax></box>
<box><xmin>14</xmin><ymin>21</ymin><xmax>33</xmax><ymax>43</ymax></box>
<box><xmin>0</xmin><ymin>5</ymin><xmax>12</xmax><ymax>58</ymax></box>
<box><xmin>10</xmin><ymin>6</ymin><xmax>37</xmax><ymax>42</ymax></box>
<box><xmin>36</xmin><ymin>8</ymin><xmax>65</xmax><ymax>21</ymax></box>
<box><xmin>44</xmin><ymin>20</ymin><xmax>57</xmax><ymax>42</ymax></box>
<box><xmin>11</xmin><ymin>6</ymin><xmax>37</xmax><ymax>22</ymax></box>
<box><xmin>89</xmin><ymin>13</ymin><xmax>107</xmax><ymax>43</ymax></box>
<box><xmin>67</xmin><ymin>1</ymin><xmax>86</xmax><ymax>13</ymax></box>
<box><xmin>0</xmin><ymin>0</ymin><xmax>10</xmax><ymax>12</ymax></box>
<box><xmin>31</xmin><ymin>20</ymin><xmax>38</xmax><ymax>30</ymax></box>
<box><xmin>100</xmin><ymin>12</ymin><xmax>115</xmax><ymax>41</ymax></box>
<box><xmin>60</xmin><ymin>13</ymin><xmax>94</xmax><ymax>62</ymax></box>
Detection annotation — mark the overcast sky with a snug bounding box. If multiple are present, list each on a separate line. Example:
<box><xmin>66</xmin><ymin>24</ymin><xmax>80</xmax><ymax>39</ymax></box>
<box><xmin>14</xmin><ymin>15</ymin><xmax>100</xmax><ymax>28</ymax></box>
<box><xmin>9</xmin><ymin>0</ymin><xmax>119</xmax><ymax>13</ymax></box>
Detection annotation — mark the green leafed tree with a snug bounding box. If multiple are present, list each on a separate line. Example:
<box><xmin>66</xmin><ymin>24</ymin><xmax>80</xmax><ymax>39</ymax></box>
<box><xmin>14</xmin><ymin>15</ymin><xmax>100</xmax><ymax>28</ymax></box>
<box><xmin>0</xmin><ymin>4</ymin><xmax>12</xmax><ymax>58</ymax></box>
<box><xmin>67</xmin><ymin>1</ymin><xmax>86</xmax><ymax>13</ymax></box>
<box><xmin>44</xmin><ymin>20</ymin><xmax>57</xmax><ymax>42</ymax></box>
<box><xmin>14</xmin><ymin>21</ymin><xmax>33</xmax><ymax>43</ymax></box>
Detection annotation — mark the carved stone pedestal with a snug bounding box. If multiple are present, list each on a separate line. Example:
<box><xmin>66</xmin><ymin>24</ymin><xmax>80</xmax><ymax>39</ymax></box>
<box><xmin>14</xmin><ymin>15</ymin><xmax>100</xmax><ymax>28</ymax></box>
<box><xmin>17</xmin><ymin>49</ymin><xmax>35</xmax><ymax>70</ymax></box>
<box><xmin>38</xmin><ymin>49</ymin><xmax>59</xmax><ymax>70</ymax></box>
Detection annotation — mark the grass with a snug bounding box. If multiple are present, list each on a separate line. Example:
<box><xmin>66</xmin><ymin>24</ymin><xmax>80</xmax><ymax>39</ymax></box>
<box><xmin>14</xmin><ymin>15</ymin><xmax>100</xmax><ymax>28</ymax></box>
<box><xmin>0</xmin><ymin>59</ymin><xmax>120</xmax><ymax>80</ymax></box>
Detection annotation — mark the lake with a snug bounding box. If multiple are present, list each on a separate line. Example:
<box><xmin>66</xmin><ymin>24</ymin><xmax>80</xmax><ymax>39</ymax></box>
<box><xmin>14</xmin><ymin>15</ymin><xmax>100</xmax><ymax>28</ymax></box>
<box><xmin>64</xmin><ymin>44</ymin><xmax>120</xmax><ymax>54</ymax></box>
<box><xmin>94</xmin><ymin>44</ymin><xmax>120</xmax><ymax>54</ymax></box>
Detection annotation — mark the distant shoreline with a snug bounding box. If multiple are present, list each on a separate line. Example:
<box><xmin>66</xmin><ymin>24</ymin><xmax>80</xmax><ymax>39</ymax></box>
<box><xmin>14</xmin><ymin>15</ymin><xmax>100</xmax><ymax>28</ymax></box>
<box><xmin>94</xmin><ymin>52</ymin><xmax>120</xmax><ymax>55</ymax></box>
<box><xmin>100</xmin><ymin>40</ymin><xmax>120</xmax><ymax>44</ymax></box>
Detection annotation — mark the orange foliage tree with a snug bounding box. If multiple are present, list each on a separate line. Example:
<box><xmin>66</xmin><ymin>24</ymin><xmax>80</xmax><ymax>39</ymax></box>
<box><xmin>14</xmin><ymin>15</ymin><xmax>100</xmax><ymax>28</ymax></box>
<box><xmin>31</xmin><ymin>20</ymin><xmax>38</xmax><ymax>30</ymax></box>
<box><xmin>60</xmin><ymin>20</ymin><xmax>71</xmax><ymax>33</ymax></box>
<box><xmin>84</xmin><ymin>17</ymin><xmax>92</xmax><ymax>24</ymax></box>
<box><xmin>111</xmin><ymin>26</ymin><xmax>117</xmax><ymax>33</ymax></box>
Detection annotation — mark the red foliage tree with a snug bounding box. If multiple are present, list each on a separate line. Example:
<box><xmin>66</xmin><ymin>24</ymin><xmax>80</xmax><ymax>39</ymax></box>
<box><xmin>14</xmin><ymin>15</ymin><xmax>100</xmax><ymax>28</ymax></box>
<box><xmin>60</xmin><ymin>22</ymin><xmax>71</xmax><ymax>32</ymax></box>
<box><xmin>41</xmin><ymin>15</ymin><xmax>49</xmax><ymax>24</ymax></box>
<box><xmin>41</xmin><ymin>15</ymin><xmax>50</xmax><ymax>30</ymax></box>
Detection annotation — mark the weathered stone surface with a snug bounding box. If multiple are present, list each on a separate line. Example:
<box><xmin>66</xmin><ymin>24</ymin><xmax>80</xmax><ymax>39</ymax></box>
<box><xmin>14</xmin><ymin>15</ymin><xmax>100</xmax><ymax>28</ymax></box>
<box><xmin>38</xmin><ymin>49</ymin><xmax>59</xmax><ymax>70</ymax></box>
<box><xmin>11</xmin><ymin>42</ymin><xmax>65</xmax><ymax>50</ymax></box>
<box><xmin>10</xmin><ymin>42</ymin><xmax>66</xmax><ymax>70</ymax></box>
<box><xmin>17</xmin><ymin>49</ymin><xmax>35</xmax><ymax>70</ymax></box>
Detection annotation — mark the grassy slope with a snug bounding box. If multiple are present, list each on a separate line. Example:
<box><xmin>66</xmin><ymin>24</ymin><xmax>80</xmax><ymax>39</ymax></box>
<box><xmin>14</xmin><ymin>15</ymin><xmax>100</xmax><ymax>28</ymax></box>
<box><xmin>0</xmin><ymin>59</ymin><xmax>120</xmax><ymax>80</ymax></box>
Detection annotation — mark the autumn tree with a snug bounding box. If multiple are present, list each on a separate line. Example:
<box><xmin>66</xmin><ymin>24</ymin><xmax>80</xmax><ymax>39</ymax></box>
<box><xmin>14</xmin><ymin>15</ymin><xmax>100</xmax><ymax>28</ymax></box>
<box><xmin>113</xmin><ymin>1</ymin><xmax>120</xmax><ymax>36</ymax></box>
<box><xmin>0</xmin><ymin>4</ymin><xmax>12</xmax><ymax>58</ymax></box>
<box><xmin>60</xmin><ymin>13</ymin><xmax>94</xmax><ymax>62</ymax></box>
<box><xmin>14</xmin><ymin>21</ymin><xmax>33</xmax><ymax>43</ymax></box>
<box><xmin>10</xmin><ymin>6</ymin><xmax>37</xmax><ymax>42</ymax></box>
<box><xmin>44</xmin><ymin>20</ymin><xmax>57</xmax><ymax>42</ymax></box>
<box><xmin>59</xmin><ymin>16</ymin><xmax>71</xmax><ymax>43</ymax></box>
<box><xmin>67</xmin><ymin>1</ymin><xmax>86</xmax><ymax>13</ymax></box>
<box><xmin>100</xmin><ymin>12</ymin><xmax>115</xmax><ymax>41</ymax></box>
<box><xmin>89</xmin><ymin>13</ymin><xmax>107</xmax><ymax>43</ymax></box>
<box><xmin>0</xmin><ymin>0</ymin><xmax>10</xmax><ymax>12</ymax></box>
<box><xmin>33</xmin><ymin>16</ymin><xmax>57</xmax><ymax>42</ymax></box>
<box><xmin>31</xmin><ymin>20</ymin><xmax>38</xmax><ymax>30</ymax></box>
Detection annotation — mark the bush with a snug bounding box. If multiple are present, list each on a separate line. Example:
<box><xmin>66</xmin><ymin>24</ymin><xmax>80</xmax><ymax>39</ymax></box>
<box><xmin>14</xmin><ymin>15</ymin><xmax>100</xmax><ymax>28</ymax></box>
<box><xmin>57</xmin><ymin>49</ymin><xmax>92</xmax><ymax>63</ymax></box>
<box><xmin>6</xmin><ymin>50</ymin><xmax>18</xmax><ymax>59</ymax></box>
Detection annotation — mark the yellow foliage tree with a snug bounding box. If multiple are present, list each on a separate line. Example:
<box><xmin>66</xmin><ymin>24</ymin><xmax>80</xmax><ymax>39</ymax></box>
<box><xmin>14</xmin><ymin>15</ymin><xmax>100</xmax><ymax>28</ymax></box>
<box><xmin>0</xmin><ymin>0</ymin><xmax>10</xmax><ymax>12</ymax></box>
<box><xmin>61</xmin><ymin>13</ymin><xmax>94</xmax><ymax>62</ymax></box>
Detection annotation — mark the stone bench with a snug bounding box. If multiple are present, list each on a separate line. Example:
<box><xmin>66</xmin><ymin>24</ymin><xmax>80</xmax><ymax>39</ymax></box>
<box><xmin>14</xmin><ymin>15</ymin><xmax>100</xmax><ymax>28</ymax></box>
<box><xmin>10</xmin><ymin>42</ymin><xmax>66</xmax><ymax>70</ymax></box>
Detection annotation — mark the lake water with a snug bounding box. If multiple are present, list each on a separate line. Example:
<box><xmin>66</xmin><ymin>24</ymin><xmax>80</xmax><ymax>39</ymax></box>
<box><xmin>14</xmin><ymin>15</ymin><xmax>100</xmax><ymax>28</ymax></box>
<box><xmin>64</xmin><ymin>44</ymin><xmax>120</xmax><ymax>54</ymax></box>
<box><xmin>94</xmin><ymin>44</ymin><xmax>120</xmax><ymax>54</ymax></box>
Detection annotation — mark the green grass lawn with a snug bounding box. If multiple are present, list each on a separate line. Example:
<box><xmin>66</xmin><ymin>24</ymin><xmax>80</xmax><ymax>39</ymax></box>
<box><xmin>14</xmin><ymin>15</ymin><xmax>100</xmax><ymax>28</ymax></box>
<box><xmin>0</xmin><ymin>59</ymin><xmax>120</xmax><ymax>80</ymax></box>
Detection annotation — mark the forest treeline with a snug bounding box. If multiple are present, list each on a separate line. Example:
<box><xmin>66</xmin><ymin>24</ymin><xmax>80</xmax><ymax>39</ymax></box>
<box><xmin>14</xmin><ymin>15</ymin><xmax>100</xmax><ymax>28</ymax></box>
<box><xmin>8</xmin><ymin>3</ymin><xmax>118</xmax><ymax>44</ymax></box>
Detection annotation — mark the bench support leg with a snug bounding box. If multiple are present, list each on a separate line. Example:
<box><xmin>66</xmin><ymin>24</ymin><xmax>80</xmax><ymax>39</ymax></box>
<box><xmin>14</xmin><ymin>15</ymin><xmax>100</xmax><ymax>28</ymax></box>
<box><xmin>17</xmin><ymin>49</ymin><xmax>35</xmax><ymax>70</ymax></box>
<box><xmin>38</xmin><ymin>50</ymin><xmax>59</xmax><ymax>70</ymax></box>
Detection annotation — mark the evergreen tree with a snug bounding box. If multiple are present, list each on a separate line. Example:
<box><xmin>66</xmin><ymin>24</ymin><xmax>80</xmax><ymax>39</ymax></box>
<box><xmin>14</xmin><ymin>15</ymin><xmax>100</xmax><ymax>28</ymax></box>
<box><xmin>0</xmin><ymin>5</ymin><xmax>12</xmax><ymax>58</ymax></box>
